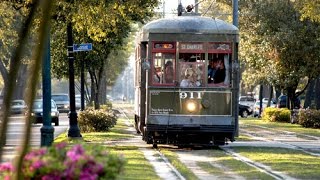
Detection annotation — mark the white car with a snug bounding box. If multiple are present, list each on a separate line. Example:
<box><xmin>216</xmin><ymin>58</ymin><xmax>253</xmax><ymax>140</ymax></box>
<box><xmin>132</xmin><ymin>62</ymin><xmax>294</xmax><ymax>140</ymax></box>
<box><xmin>11</xmin><ymin>100</ymin><xmax>27</xmax><ymax>114</ymax></box>
<box><xmin>239</xmin><ymin>96</ymin><xmax>256</xmax><ymax>109</ymax></box>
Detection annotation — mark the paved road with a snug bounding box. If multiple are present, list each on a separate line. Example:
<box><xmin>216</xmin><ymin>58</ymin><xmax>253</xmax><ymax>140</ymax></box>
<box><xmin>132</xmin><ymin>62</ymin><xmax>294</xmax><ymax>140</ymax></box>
<box><xmin>2</xmin><ymin>113</ymin><xmax>69</xmax><ymax>162</ymax></box>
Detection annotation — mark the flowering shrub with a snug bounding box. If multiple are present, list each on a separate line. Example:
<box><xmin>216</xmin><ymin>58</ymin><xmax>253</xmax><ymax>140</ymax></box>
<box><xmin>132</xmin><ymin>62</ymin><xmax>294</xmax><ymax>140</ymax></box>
<box><xmin>298</xmin><ymin>109</ymin><xmax>320</xmax><ymax>128</ymax></box>
<box><xmin>0</xmin><ymin>143</ymin><xmax>126</xmax><ymax>179</ymax></box>
<box><xmin>78</xmin><ymin>107</ymin><xmax>117</xmax><ymax>132</ymax></box>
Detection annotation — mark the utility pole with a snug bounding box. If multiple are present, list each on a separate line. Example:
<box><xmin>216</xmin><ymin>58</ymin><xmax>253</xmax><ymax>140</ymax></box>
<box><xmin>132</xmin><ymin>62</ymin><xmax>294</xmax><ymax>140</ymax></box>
<box><xmin>233</xmin><ymin>0</ymin><xmax>240</xmax><ymax>136</ymax></box>
<box><xmin>41</xmin><ymin>26</ymin><xmax>54</xmax><ymax>146</ymax></box>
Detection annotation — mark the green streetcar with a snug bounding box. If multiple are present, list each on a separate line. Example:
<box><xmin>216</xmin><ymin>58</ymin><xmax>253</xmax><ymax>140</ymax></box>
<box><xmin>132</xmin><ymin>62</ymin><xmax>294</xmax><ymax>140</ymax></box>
<box><xmin>134</xmin><ymin>13</ymin><xmax>240</xmax><ymax>147</ymax></box>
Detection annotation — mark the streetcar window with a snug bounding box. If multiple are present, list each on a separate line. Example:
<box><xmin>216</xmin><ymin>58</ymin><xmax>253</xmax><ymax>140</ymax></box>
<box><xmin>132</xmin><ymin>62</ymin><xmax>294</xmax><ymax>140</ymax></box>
<box><xmin>152</xmin><ymin>53</ymin><xmax>175</xmax><ymax>85</ymax></box>
<box><xmin>208</xmin><ymin>54</ymin><xmax>230</xmax><ymax>87</ymax></box>
<box><xmin>179</xmin><ymin>62</ymin><xmax>205</xmax><ymax>87</ymax></box>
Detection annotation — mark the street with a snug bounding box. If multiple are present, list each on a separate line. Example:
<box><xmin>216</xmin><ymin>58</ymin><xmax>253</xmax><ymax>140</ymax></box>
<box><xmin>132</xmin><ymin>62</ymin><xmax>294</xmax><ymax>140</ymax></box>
<box><xmin>2</xmin><ymin>113</ymin><xmax>69</xmax><ymax>162</ymax></box>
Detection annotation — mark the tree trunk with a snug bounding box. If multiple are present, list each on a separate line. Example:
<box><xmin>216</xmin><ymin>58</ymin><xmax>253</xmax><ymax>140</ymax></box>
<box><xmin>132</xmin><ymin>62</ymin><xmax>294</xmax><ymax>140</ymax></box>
<box><xmin>98</xmin><ymin>64</ymin><xmax>107</xmax><ymax>105</ymax></box>
<box><xmin>275</xmin><ymin>86</ymin><xmax>281</xmax><ymax>103</ymax></box>
<box><xmin>0</xmin><ymin>59</ymin><xmax>9</xmax><ymax>94</ymax></box>
<box><xmin>267</xmin><ymin>85</ymin><xmax>273</xmax><ymax>107</ymax></box>
<box><xmin>304</xmin><ymin>79</ymin><xmax>315</xmax><ymax>108</ymax></box>
<box><xmin>287</xmin><ymin>87</ymin><xmax>295</xmax><ymax>109</ymax></box>
<box><xmin>14</xmin><ymin>64</ymin><xmax>28</xmax><ymax>100</ymax></box>
<box><xmin>315</xmin><ymin>77</ymin><xmax>320</xmax><ymax>109</ymax></box>
<box><xmin>89</xmin><ymin>71</ymin><xmax>95</xmax><ymax>107</ymax></box>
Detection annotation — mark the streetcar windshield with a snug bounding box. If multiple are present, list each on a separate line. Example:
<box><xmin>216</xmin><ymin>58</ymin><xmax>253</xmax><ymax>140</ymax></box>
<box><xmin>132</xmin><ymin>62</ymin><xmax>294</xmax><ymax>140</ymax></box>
<box><xmin>179</xmin><ymin>62</ymin><xmax>205</xmax><ymax>87</ymax></box>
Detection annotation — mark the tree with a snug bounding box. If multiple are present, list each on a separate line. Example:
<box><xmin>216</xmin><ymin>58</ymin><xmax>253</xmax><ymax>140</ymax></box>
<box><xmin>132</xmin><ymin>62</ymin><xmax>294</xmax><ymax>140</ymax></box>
<box><xmin>239</xmin><ymin>0</ymin><xmax>320</xmax><ymax>109</ymax></box>
<box><xmin>50</xmin><ymin>0</ymin><xmax>159</xmax><ymax>108</ymax></box>
<box><xmin>0</xmin><ymin>2</ymin><xmax>30</xmax><ymax>99</ymax></box>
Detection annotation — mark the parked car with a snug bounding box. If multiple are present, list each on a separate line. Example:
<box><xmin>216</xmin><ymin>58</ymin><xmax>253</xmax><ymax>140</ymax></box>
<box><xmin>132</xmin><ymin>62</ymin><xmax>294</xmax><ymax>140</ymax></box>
<box><xmin>75</xmin><ymin>94</ymin><xmax>81</xmax><ymax>110</ymax></box>
<box><xmin>239</xmin><ymin>104</ymin><xmax>253</xmax><ymax>118</ymax></box>
<box><xmin>239</xmin><ymin>96</ymin><xmax>256</xmax><ymax>108</ymax></box>
<box><xmin>30</xmin><ymin>99</ymin><xmax>59</xmax><ymax>126</ymax></box>
<box><xmin>10</xmin><ymin>100</ymin><xmax>27</xmax><ymax>114</ymax></box>
<box><xmin>277</xmin><ymin>95</ymin><xmax>301</xmax><ymax>109</ymax></box>
<box><xmin>52</xmin><ymin>93</ymin><xmax>70</xmax><ymax>113</ymax></box>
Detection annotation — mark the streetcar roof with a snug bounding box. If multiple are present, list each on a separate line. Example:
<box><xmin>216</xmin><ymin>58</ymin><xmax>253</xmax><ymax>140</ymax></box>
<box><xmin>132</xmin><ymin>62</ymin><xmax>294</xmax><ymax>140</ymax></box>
<box><xmin>141</xmin><ymin>16</ymin><xmax>238</xmax><ymax>37</ymax></box>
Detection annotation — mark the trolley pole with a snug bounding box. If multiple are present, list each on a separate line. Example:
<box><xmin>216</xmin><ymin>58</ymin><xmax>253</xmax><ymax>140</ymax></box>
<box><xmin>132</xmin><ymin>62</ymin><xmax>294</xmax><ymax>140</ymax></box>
<box><xmin>232</xmin><ymin>0</ymin><xmax>239</xmax><ymax>27</ymax></box>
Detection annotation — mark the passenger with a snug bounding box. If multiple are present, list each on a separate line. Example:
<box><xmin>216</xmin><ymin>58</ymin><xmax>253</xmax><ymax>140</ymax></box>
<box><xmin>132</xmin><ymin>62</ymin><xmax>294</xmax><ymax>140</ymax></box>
<box><xmin>180</xmin><ymin>67</ymin><xmax>201</xmax><ymax>87</ymax></box>
<box><xmin>208</xmin><ymin>60</ymin><xmax>218</xmax><ymax>83</ymax></box>
<box><xmin>164</xmin><ymin>61</ymin><xmax>174</xmax><ymax>83</ymax></box>
<box><xmin>153</xmin><ymin>67</ymin><xmax>161</xmax><ymax>83</ymax></box>
<box><xmin>180</xmin><ymin>75</ymin><xmax>191</xmax><ymax>87</ymax></box>
<box><xmin>213</xmin><ymin>59</ymin><xmax>226</xmax><ymax>84</ymax></box>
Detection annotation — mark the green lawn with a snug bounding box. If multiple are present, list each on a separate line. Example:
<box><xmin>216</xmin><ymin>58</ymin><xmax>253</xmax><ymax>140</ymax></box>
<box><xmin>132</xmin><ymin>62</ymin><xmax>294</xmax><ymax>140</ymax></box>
<box><xmin>232</xmin><ymin>147</ymin><xmax>320</xmax><ymax>179</ymax></box>
<box><xmin>240</xmin><ymin>118</ymin><xmax>320</xmax><ymax>138</ymax></box>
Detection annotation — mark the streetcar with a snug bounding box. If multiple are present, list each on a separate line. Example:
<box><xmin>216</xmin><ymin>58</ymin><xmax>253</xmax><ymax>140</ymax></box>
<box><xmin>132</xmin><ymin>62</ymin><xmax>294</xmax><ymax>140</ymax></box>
<box><xmin>134</xmin><ymin>12</ymin><xmax>239</xmax><ymax>147</ymax></box>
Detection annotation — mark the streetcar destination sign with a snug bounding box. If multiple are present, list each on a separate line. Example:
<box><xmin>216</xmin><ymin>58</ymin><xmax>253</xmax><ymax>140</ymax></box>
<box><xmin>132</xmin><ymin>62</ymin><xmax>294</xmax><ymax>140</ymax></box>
<box><xmin>73</xmin><ymin>43</ymin><xmax>92</xmax><ymax>52</ymax></box>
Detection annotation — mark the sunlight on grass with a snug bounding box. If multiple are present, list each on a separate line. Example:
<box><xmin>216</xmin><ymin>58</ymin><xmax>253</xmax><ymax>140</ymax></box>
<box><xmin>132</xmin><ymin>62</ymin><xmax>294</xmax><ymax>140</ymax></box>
<box><xmin>233</xmin><ymin>147</ymin><xmax>320</xmax><ymax>179</ymax></box>
<box><xmin>236</xmin><ymin>135</ymin><xmax>255</xmax><ymax>141</ymax></box>
<box><xmin>204</xmin><ymin>149</ymin><xmax>274</xmax><ymax>179</ymax></box>
<box><xmin>240</xmin><ymin>119</ymin><xmax>320</xmax><ymax>137</ymax></box>
<box><xmin>197</xmin><ymin>161</ymin><xmax>225</xmax><ymax>175</ymax></box>
<box><xmin>104</xmin><ymin>146</ymin><xmax>160</xmax><ymax>180</ymax></box>
<box><xmin>160</xmin><ymin>149</ymin><xmax>198</xmax><ymax>180</ymax></box>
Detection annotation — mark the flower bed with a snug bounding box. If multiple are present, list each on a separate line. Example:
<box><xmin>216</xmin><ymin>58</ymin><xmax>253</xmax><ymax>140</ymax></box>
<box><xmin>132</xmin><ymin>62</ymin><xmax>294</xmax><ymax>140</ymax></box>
<box><xmin>0</xmin><ymin>142</ymin><xmax>126</xmax><ymax>179</ymax></box>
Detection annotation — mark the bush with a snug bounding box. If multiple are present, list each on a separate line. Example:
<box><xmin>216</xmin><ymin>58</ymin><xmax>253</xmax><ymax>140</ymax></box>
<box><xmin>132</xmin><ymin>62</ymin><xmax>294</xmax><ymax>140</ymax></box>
<box><xmin>262</xmin><ymin>107</ymin><xmax>291</xmax><ymax>123</ymax></box>
<box><xmin>0</xmin><ymin>143</ymin><xmax>126</xmax><ymax>179</ymax></box>
<box><xmin>298</xmin><ymin>109</ymin><xmax>320</xmax><ymax>128</ymax></box>
<box><xmin>78</xmin><ymin>107</ymin><xmax>117</xmax><ymax>132</ymax></box>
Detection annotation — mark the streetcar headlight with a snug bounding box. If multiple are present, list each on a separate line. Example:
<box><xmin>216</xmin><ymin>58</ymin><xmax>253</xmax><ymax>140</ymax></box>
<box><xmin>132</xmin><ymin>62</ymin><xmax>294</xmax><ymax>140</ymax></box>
<box><xmin>186</xmin><ymin>101</ymin><xmax>197</xmax><ymax>112</ymax></box>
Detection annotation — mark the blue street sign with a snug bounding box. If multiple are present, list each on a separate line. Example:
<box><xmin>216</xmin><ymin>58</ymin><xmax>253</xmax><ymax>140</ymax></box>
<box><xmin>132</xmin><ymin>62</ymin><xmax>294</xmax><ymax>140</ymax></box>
<box><xmin>73</xmin><ymin>43</ymin><xmax>92</xmax><ymax>52</ymax></box>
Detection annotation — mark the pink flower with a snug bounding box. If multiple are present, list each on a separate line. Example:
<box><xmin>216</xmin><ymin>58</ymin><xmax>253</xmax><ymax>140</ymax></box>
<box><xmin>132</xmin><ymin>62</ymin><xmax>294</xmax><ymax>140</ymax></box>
<box><xmin>54</xmin><ymin>142</ymin><xmax>67</xmax><ymax>150</ymax></box>
<box><xmin>66</xmin><ymin>144</ymin><xmax>85</xmax><ymax>161</ymax></box>
<box><xmin>42</xmin><ymin>174</ymin><xmax>62</xmax><ymax>180</ymax></box>
<box><xmin>32</xmin><ymin>160</ymin><xmax>46</xmax><ymax>169</ymax></box>
<box><xmin>0</xmin><ymin>162</ymin><xmax>14</xmax><ymax>172</ymax></box>
<box><xmin>24</xmin><ymin>148</ymin><xmax>47</xmax><ymax>161</ymax></box>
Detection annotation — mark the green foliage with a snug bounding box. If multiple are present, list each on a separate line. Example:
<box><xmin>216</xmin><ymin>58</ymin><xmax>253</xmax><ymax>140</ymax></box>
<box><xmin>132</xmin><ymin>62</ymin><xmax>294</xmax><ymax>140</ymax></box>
<box><xmin>238</xmin><ymin>0</ymin><xmax>320</xmax><ymax>93</ymax></box>
<box><xmin>298</xmin><ymin>109</ymin><xmax>320</xmax><ymax>128</ymax></box>
<box><xmin>262</xmin><ymin>107</ymin><xmax>291</xmax><ymax>123</ymax></box>
<box><xmin>50</xmin><ymin>0</ymin><xmax>159</xmax><ymax>79</ymax></box>
<box><xmin>78</xmin><ymin>107</ymin><xmax>117</xmax><ymax>132</ymax></box>
<box><xmin>297</xmin><ymin>0</ymin><xmax>320</xmax><ymax>23</ymax></box>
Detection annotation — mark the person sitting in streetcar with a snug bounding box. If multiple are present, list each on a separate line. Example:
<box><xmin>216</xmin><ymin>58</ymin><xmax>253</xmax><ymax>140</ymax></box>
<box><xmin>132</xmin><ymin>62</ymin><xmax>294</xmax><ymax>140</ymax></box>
<box><xmin>164</xmin><ymin>61</ymin><xmax>174</xmax><ymax>83</ymax></box>
<box><xmin>213</xmin><ymin>59</ymin><xmax>226</xmax><ymax>84</ymax></box>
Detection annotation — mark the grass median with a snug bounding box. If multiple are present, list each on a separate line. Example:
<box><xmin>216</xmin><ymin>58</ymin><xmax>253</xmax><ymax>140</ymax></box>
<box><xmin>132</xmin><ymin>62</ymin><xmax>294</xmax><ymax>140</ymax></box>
<box><xmin>54</xmin><ymin>117</ymin><xmax>159</xmax><ymax>179</ymax></box>
<box><xmin>240</xmin><ymin>118</ymin><xmax>320</xmax><ymax>138</ymax></box>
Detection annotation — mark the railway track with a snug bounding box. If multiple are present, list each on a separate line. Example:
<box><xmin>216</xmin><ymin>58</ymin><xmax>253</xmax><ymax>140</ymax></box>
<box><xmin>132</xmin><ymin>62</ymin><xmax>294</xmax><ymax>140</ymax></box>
<box><xmin>117</xmin><ymin>107</ymin><xmax>185</xmax><ymax>180</ymax></box>
<box><xmin>117</xmin><ymin>106</ymin><xmax>298</xmax><ymax>180</ymax></box>
<box><xmin>240</xmin><ymin>124</ymin><xmax>320</xmax><ymax>156</ymax></box>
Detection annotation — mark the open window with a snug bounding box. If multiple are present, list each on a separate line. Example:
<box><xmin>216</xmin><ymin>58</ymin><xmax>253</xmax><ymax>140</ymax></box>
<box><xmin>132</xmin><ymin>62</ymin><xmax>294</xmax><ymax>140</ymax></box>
<box><xmin>178</xmin><ymin>42</ymin><xmax>206</xmax><ymax>87</ymax></box>
<box><xmin>207</xmin><ymin>43</ymin><xmax>231</xmax><ymax>87</ymax></box>
<box><xmin>151</xmin><ymin>42</ymin><xmax>176</xmax><ymax>86</ymax></box>
<box><xmin>152</xmin><ymin>53</ymin><xmax>175</xmax><ymax>85</ymax></box>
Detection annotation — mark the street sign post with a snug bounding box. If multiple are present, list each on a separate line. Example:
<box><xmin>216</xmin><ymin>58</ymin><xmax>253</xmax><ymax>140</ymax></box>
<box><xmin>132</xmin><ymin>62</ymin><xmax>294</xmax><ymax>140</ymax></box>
<box><xmin>73</xmin><ymin>43</ymin><xmax>92</xmax><ymax>111</ymax></box>
<box><xmin>73</xmin><ymin>43</ymin><xmax>92</xmax><ymax>52</ymax></box>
